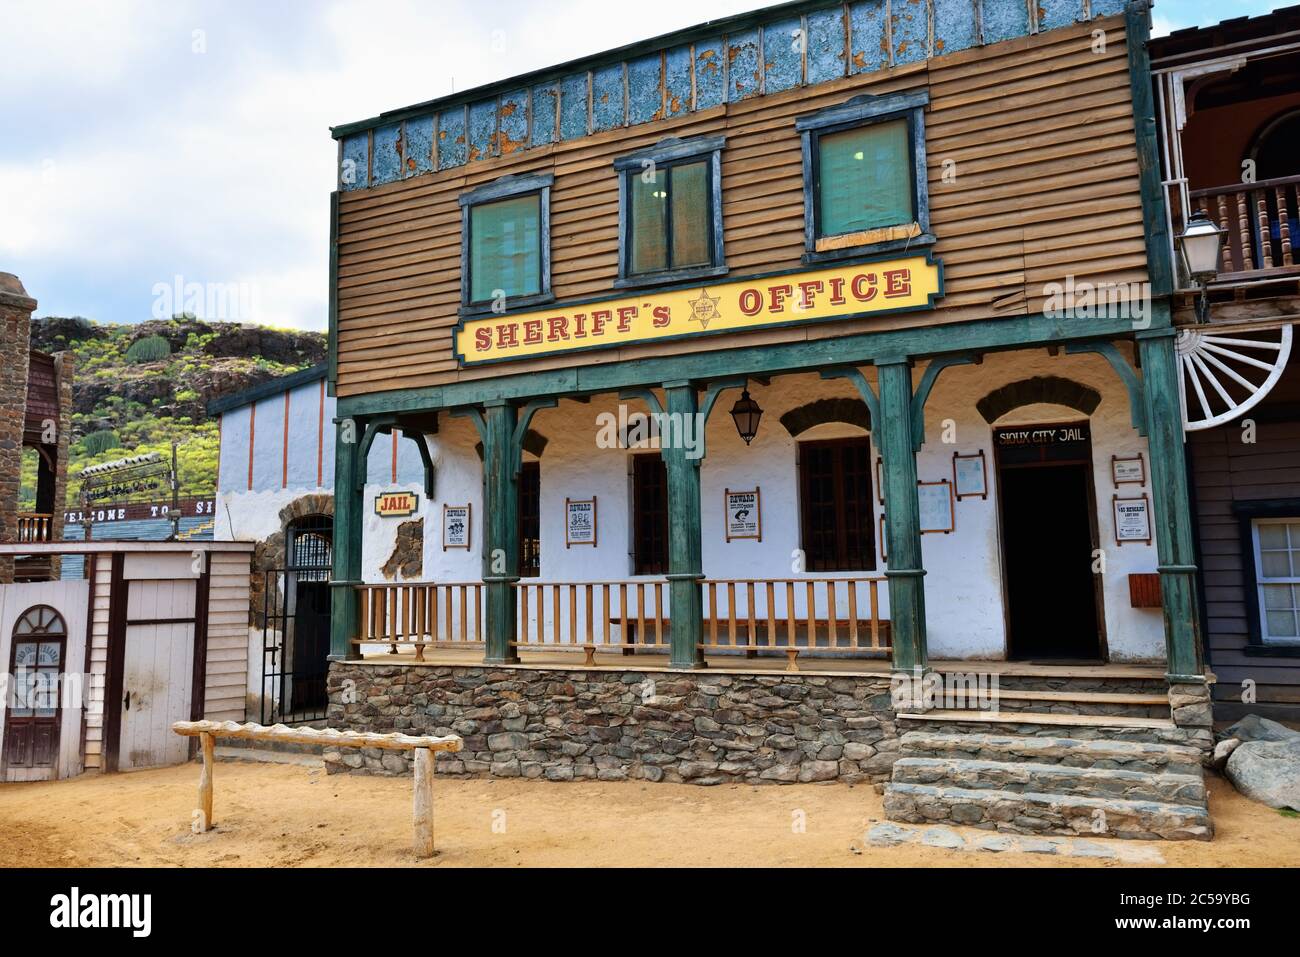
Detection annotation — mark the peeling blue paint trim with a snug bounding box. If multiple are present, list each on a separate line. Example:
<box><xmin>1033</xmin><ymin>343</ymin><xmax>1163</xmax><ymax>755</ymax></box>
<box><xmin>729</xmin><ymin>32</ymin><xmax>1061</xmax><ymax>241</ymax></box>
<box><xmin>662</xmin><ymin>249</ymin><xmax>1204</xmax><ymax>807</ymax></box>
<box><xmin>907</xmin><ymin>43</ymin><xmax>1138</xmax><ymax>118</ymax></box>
<box><xmin>372</xmin><ymin>122</ymin><xmax>403</xmax><ymax>186</ymax></box>
<box><xmin>764</xmin><ymin>16</ymin><xmax>805</xmax><ymax>93</ymax></box>
<box><xmin>531</xmin><ymin>84</ymin><xmax>558</xmax><ymax>147</ymax></box>
<box><xmin>404</xmin><ymin>115</ymin><xmax>434</xmax><ymax>178</ymax></box>
<box><xmin>340</xmin><ymin>133</ymin><xmax>369</xmax><ymax>192</ymax></box>
<box><xmin>982</xmin><ymin>0</ymin><xmax>1032</xmax><ymax>45</ymax></box>
<box><xmin>665</xmin><ymin>44</ymin><xmax>694</xmax><ymax>116</ymax></box>
<box><xmin>695</xmin><ymin>37</ymin><xmax>726</xmax><ymax>109</ymax></box>
<box><xmin>849</xmin><ymin>0</ymin><xmax>889</xmax><ymax>75</ymax></box>
<box><xmin>467</xmin><ymin>99</ymin><xmax>497</xmax><ymax>161</ymax></box>
<box><xmin>806</xmin><ymin>6</ymin><xmax>848</xmax><ymax>84</ymax></box>
<box><xmin>728</xmin><ymin>28</ymin><xmax>762</xmax><ymax>100</ymax></box>
<box><xmin>437</xmin><ymin>107</ymin><xmax>467</xmax><ymax>170</ymax></box>
<box><xmin>334</xmin><ymin>0</ymin><xmax>1133</xmax><ymax>190</ymax></box>
<box><xmin>592</xmin><ymin>63</ymin><xmax>626</xmax><ymax>132</ymax></box>
<box><xmin>559</xmin><ymin>72</ymin><xmax>589</xmax><ymax>140</ymax></box>
<box><xmin>627</xmin><ymin>54</ymin><xmax>664</xmax><ymax>124</ymax></box>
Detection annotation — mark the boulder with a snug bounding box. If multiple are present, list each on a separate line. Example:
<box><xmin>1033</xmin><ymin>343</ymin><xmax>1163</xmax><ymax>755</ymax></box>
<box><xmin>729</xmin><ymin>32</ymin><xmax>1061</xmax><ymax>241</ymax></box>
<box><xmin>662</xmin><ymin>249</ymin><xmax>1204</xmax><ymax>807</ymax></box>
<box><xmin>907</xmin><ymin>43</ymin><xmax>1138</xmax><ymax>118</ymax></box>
<box><xmin>1223</xmin><ymin>714</ymin><xmax>1300</xmax><ymax>744</ymax></box>
<box><xmin>1212</xmin><ymin>737</ymin><xmax>1241</xmax><ymax>771</ymax></box>
<box><xmin>1225</xmin><ymin>738</ymin><xmax>1300</xmax><ymax>811</ymax></box>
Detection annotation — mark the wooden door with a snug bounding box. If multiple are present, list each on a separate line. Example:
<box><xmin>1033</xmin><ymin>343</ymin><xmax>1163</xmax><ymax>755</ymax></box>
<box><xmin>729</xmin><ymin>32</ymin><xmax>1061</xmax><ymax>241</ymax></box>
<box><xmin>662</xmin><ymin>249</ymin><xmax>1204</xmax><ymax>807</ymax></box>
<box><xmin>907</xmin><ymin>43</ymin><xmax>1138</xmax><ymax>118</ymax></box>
<box><xmin>118</xmin><ymin>581</ymin><xmax>195</xmax><ymax>770</ymax></box>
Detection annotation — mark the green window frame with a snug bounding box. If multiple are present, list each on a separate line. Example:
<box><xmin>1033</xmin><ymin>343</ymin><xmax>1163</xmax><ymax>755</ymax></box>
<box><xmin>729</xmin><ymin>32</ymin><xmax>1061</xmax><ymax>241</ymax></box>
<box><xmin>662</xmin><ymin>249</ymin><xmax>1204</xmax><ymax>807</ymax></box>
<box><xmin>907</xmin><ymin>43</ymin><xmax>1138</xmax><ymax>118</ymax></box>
<box><xmin>614</xmin><ymin>135</ymin><xmax>727</xmax><ymax>288</ymax></box>
<box><xmin>797</xmin><ymin>91</ymin><xmax>933</xmax><ymax>263</ymax></box>
<box><xmin>459</xmin><ymin>173</ymin><xmax>554</xmax><ymax>315</ymax></box>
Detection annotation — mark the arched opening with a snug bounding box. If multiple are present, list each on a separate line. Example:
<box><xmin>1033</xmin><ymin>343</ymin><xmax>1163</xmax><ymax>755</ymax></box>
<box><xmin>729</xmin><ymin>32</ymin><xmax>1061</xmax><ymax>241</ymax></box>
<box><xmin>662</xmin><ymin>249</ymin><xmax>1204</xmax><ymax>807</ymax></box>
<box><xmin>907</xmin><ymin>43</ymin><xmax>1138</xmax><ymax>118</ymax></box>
<box><xmin>980</xmin><ymin>381</ymin><xmax>1107</xmax><ymax>661</ymax></box>
<box><xmin>1250</xmin><ymin>108</ymin><xmax>1300</xmax><ymax>181</ymax></box>
<box><xmin>5</xmin><ymin>606</ymin><xmax>67</xmax><ymax>771</ymax></box>
<box><xmin>267</xmin><ymin>514</ymin><xmax>333</xmax><ymax>721</ymax></box>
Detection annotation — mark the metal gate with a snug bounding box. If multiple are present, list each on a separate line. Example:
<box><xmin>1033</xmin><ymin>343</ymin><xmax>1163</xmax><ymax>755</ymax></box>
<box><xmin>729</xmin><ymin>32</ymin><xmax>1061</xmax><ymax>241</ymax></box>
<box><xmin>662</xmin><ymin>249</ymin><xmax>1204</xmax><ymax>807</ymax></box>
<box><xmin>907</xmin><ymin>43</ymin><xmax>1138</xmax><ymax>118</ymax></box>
<box><xmin>260</xmin><ymin>516</ymin><xmax>333</xmax><ymax>724</ymax></box>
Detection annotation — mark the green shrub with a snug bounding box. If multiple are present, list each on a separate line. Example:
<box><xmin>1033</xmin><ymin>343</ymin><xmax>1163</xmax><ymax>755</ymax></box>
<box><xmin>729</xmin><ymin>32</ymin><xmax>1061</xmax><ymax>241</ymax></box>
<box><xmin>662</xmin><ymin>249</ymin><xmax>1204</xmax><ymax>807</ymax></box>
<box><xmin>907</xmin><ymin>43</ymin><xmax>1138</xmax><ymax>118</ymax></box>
<box><xmin>125</xmin><ymin>335</ymin><xmax>171</xmax><ymax>363</ymax></box>
<box><xmin>81</xmin><ymin>430</ymin><xmax>121</xmax><ymax>455</ymax></box>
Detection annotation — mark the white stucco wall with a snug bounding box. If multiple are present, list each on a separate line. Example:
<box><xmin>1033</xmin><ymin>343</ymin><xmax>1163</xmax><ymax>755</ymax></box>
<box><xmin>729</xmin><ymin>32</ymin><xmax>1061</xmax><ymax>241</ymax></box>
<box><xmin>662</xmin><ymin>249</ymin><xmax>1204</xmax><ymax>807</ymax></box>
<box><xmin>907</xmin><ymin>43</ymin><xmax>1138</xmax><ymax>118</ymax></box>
<box><xmin>349</xmin><ymin>347</ymin><xmax>1164</xmax><ymax>664</ymax></box>
<box><xmin>216</xmin><ymin>346</ymin><xmax>1167</xmax><ymax>665</ymax></box>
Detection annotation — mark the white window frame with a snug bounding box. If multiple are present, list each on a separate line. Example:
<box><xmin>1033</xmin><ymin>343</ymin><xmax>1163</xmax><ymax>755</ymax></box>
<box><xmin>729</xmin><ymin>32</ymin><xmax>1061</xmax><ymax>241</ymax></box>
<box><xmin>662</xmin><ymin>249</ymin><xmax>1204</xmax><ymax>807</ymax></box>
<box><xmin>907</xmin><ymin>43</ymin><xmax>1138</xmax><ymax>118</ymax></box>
<box><xmin>1251</xmin><ymin>516</ymin><xmax>1300</xmax><ymax>645</ymax></box>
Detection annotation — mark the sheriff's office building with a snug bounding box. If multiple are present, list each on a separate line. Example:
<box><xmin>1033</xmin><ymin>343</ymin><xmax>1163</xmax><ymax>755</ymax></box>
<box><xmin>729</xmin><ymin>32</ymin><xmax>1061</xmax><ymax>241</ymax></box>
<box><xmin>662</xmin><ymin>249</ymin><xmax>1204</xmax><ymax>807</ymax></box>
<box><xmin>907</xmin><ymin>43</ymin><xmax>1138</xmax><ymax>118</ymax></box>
<box><xmin>316</xmin><ymin>0</ymin><xmax>1250</xmax><ymax>838</ymax></box>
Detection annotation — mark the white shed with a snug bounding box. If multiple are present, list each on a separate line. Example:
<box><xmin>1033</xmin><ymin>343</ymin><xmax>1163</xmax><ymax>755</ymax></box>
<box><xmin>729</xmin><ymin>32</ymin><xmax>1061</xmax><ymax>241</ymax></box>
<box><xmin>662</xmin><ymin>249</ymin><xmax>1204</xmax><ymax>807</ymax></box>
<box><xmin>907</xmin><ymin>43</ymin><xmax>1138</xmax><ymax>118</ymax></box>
<box><xmin>0</xmin><ymin>541</ymin><xmax>254</xmax><ymax>780</ymax></box>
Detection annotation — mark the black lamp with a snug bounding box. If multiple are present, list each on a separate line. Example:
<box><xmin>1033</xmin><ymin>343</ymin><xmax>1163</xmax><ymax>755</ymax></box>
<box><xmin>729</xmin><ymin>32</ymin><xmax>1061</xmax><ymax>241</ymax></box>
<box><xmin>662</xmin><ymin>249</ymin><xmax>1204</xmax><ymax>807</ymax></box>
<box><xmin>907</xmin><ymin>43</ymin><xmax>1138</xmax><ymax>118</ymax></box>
<box><xmin>729</xmin><ymin>387</ymin><xmax>763</xmax><ymax>445</ymax></box>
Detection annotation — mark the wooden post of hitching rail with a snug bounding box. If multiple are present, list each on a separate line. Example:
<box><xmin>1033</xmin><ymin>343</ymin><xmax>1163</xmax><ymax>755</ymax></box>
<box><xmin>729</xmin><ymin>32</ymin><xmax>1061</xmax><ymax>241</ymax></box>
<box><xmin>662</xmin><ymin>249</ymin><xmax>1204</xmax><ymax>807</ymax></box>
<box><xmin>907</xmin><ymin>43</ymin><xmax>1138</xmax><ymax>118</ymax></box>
<box><xmin>413</xmin><ymin>747</ymin><xmax>434</xmax><ymax>857</ymax></box>
<box><xmin>199</xmin><ymin>732</ymin><xmax>215</xmax><ymax>830</ymax></box>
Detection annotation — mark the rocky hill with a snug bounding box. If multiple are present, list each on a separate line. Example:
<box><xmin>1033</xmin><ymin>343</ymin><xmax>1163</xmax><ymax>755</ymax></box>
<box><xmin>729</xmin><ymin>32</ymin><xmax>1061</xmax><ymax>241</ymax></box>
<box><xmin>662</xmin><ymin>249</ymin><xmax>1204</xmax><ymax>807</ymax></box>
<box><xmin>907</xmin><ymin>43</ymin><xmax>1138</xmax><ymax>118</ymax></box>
<box><xmin>28</xmin><ymin>316</ymin><xmax>325</xmax><ymax>503</ymax></box>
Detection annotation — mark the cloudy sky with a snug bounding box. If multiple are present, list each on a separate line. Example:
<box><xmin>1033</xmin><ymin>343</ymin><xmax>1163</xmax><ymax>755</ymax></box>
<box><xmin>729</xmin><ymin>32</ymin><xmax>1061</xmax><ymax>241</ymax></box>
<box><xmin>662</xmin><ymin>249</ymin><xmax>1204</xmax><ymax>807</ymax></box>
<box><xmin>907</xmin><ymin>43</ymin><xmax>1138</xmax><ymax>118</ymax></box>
<box><xmin>0</xmin><ymin>0</ymin><xmax>1274</xmax><ymax>331</ymax></box>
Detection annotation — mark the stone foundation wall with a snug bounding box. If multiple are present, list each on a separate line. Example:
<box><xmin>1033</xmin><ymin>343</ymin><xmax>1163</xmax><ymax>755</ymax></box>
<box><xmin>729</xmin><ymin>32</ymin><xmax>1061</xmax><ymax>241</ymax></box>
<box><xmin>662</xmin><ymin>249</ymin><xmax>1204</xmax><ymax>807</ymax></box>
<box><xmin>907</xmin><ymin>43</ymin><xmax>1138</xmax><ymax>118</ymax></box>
<box><xmin>326</xmin><ymin>662</ymin><xmax>902</xmax><ymax>784</ymax></box>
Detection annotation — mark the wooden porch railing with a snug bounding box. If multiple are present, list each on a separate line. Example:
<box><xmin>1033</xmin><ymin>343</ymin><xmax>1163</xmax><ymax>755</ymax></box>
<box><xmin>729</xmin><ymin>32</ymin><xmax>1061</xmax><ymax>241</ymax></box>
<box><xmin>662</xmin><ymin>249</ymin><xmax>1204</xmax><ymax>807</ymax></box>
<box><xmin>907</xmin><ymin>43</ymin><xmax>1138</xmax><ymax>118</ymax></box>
<box><xmin>1190</xmin><ymin>175</ymin><xmax>1300</xmax><ymax>281</ymax></box>
<box><xmin>355</xmin><ymin>577</ymin><xmax>891</xmax><ymax>670</ymax></box>
<box><xmin>702</xmin><ymin>577</ymin><xmax>890</xmax><ymax>669</ymax></box>
<box><xmin>354</xmin><ymin>582</ymin><xmax>485</xmax><ymax>659</ymax></box>
<box><xmin>16</xmin><ymin>512</ymin><xmax>53</xmax><ymax>543</ymax></box>
<box><xmin>513</xmin><ymin>580</ymin><xmax>671</xmax><ymax>662</ymax></box>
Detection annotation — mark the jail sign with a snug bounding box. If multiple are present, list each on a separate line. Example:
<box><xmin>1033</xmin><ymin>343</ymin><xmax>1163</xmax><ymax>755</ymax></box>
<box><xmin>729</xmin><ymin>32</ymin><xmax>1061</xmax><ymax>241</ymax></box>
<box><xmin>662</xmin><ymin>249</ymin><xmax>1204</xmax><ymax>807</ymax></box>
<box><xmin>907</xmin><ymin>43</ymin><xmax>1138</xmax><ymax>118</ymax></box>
<box><xmin>454</xmin><ymin>255</ymin><xmax>942</xmax><ymax>365</ymax></box>
<box><xmin>374</xmin><ymin>490</ymin><xmax>419</xmax><ymax>517</ymax></box>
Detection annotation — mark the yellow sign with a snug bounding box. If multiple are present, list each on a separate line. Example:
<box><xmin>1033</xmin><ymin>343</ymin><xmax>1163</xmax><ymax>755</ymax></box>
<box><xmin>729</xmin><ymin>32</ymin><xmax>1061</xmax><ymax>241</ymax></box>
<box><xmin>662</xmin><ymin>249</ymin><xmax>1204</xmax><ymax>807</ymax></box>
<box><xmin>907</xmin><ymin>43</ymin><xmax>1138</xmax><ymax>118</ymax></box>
<box><xmin>454</xmin><ymin>255</ymin><xmax>943</xmax><ymax>365</ymax></box>
<box><xmin>374</xmin><ymin>490</ymin><xmax>419</xmax><ymax>517</ymax></box>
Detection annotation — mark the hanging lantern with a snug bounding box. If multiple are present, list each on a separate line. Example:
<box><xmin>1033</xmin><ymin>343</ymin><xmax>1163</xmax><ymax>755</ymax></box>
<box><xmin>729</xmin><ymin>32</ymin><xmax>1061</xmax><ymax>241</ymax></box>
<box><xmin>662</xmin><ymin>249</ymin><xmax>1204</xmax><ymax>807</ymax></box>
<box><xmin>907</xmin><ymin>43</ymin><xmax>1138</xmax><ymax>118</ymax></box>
<box><xmin>1178</xmin><ymin>209</ymin><xmax>1226</xmax><ymax>284</ymax></box>
<box><xmin>729</xmin><ymin>388</ymin><xmax>763</xmax><ymax>445</ymax></box>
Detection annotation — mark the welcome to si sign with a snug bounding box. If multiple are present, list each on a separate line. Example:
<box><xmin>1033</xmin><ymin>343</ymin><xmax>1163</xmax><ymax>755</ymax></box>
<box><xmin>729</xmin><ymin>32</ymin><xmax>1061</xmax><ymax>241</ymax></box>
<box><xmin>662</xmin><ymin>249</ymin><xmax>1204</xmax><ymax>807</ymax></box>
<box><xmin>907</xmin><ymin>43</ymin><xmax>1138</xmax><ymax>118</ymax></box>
<box><xmin>454</xmin><ymin>254</ymin><xmax>943</xmax><ymax>365</ymax></box>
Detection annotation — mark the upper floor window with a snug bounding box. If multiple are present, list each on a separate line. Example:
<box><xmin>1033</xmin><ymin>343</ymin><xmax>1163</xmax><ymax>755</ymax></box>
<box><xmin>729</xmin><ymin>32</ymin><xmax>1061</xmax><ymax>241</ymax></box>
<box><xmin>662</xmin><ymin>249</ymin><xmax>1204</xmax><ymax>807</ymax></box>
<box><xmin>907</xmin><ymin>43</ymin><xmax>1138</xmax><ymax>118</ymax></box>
<box><xmin>797</xmin><ymin>91</ymin><xmax>932</xmax><ymax>262</ymax></box>
<box><xmin>459</xmin><ymin>173</ymin><xmax>554</xmax><ymax>314</ymax></box>
<box><xmin>614</xmin><ymin>136</ymin><xmax>726</xmax><ymax>288</ymax></box>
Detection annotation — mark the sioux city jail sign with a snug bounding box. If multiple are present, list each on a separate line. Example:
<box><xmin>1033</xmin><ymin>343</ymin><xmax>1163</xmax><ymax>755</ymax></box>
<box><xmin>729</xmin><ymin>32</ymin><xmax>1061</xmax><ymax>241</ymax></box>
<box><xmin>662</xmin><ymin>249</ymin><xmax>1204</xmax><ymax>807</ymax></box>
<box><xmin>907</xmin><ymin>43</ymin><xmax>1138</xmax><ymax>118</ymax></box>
<box><xmin>455</xmin><ymin>256</ymin><xmax>943</xmax><ymax>365</ymax></box>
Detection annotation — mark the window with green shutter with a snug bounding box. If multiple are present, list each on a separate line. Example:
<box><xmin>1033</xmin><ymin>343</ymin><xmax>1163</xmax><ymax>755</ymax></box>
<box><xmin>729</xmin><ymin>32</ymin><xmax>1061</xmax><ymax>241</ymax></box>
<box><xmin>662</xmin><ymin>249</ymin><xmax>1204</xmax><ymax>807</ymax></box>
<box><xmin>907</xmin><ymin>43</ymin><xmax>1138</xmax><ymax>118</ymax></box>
<box><xmin>797</xmin><ymin>91</ymin><xmax>933</xmax><ymax>262</ymax></box>
<box><xmin>816</xmin><ymin>119</ymin><xmax>913</xmax><ymax>236</ymax></box>
<box><xmin>458</xmin><ymin>172</ymin><xmax>554</xmax><ymax>314</ymax></box>
<box><xmin>469</xmin><ymin>194</ymin><xmax>541</xmax><ymax>303</ymax></box>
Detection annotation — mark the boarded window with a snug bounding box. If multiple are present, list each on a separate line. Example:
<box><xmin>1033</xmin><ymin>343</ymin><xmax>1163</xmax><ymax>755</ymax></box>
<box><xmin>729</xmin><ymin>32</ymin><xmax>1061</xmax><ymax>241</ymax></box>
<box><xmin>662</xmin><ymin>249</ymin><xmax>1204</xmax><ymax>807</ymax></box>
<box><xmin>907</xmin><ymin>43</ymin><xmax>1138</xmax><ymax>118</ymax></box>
<box><xmin>816</xmin><ymin>118</ymin><xmax>913</xmax><ymax>237</ymax></box>
<box><xmin>519</xmin><ymin>461</ymin><xmax>541</xmax><ymax>577</ymax></box>
<box><xmin>632</xmin><ymin>454</ymin><xmax>669</xmax><ymax>575</ymax></box>
<box><xmin>469</xmin><ymin>193</ymin><xmax>541</xmax><ymax>302</ymax></box>
<box><xmin>799</xmin><ymin>437</ymin><xmax>876</xmax><ymax>572</ymax></box>
<box><xmin>627</xmin><ymin>159</ymin><xmax>712</xmax><ymax>276</ymax></box>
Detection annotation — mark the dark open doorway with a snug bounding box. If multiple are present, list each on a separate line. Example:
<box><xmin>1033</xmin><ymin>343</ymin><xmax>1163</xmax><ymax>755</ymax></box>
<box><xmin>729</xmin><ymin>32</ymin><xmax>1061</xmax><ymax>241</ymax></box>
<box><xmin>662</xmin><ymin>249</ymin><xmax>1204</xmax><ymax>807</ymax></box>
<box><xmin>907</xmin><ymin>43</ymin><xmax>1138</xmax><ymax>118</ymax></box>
<box><xmin>993</xmin><ymin>424</ymin><xmax>1105</xmax><ymax>661</ymax></box>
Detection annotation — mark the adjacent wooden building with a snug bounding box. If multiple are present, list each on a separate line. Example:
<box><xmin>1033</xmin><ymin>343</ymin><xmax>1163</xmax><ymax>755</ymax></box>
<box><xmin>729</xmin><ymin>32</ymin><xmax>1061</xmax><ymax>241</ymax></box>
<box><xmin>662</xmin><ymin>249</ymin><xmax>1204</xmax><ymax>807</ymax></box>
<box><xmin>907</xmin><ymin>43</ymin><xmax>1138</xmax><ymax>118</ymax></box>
<box><xmin>1152</xmin><ymin>7</ymin><xmax>1300</xmax><ymax>720</ymax></box>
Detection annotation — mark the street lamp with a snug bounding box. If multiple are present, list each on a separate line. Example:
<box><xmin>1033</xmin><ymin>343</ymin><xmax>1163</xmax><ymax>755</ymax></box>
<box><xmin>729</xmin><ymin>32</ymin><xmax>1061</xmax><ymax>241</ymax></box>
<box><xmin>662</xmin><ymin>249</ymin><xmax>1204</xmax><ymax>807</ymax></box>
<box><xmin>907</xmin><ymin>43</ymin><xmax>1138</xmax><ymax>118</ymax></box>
<box><xmin>1178</xmin><ymin>209</ymin><xmax>1226</xmax><ymax>324</ymax></box>
<box><xmin>729</xmin><ymin>387</ymin><xmax>763</xmax><ymax>445</ymax></box>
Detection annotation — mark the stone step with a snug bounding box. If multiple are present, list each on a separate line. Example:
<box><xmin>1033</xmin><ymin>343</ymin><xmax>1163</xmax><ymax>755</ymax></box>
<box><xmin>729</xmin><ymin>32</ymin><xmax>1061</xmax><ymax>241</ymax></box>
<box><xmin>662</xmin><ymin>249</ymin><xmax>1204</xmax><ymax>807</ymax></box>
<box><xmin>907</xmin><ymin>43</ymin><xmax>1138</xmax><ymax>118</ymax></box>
<box><xmin>898</xmin><ymin>709</ymin><xmax>1176</xmax><ymax>730</ymax></box>
<box><xmin>892</xmin><ymin>756</ymin><xmax>1206</xmax><ymax>805</ymax></box>
<box><xmin>883</xmin><ymin>781</ymin><xmax>1213</xmax><ymax>841</ymax></box>
<box><xmin>899</xmin><ymin>730</ymin><xmax>1204</xmax><ymax>774</ymax></box>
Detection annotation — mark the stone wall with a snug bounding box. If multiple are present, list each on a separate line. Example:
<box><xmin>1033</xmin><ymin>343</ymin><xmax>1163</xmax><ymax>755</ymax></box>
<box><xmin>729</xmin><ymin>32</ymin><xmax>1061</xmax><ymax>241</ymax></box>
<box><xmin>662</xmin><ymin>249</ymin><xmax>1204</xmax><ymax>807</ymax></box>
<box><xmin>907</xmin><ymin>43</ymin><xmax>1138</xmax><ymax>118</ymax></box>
<box><xmin>0</xmin><ymin>274</ymin><xmax>37</xmax><ymax>584</ymax></box>
<box><xmin>326</xmin><ymin>662</ymin><xmax>902</xmax><ymax>784</ymax></box>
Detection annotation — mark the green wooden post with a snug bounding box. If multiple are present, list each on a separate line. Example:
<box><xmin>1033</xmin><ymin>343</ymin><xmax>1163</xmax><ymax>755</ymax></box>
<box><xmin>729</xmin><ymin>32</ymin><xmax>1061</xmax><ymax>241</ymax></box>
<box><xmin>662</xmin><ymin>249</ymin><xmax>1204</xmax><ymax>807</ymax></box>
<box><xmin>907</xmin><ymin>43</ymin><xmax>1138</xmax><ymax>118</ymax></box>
<box><xmin>1136</xmin><ymin>330</ymin><xmax>1204</xmax><ymax>681</ymax></box>
<box><xmin>482</xmin><ymin>400</ymin><xmax>520</xmax><ymax>664</ymax></box>
<box><xmin>664</xmin><ymin>382</ymin><xmax>705</xmax><ymax>669</ymax></box>
<box><xmin>876</xmin><ymin>359</ymin><xmax>928</xmax><ymax>675</ymax></box>
<box><xmin>329</xmin><ymin>417</ymin><xmax>363</xmax><ymax>660</ymax></box>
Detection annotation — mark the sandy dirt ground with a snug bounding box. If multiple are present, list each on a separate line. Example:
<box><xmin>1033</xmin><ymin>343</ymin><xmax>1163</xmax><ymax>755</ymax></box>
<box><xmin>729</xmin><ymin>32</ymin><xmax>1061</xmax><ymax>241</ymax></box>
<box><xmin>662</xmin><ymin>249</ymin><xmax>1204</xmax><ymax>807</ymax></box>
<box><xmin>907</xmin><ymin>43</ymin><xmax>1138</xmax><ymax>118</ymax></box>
<box><xmin>0</xmin><ymin>758</ymin><xmax>1297</xmax><ymax>868</ymax></box>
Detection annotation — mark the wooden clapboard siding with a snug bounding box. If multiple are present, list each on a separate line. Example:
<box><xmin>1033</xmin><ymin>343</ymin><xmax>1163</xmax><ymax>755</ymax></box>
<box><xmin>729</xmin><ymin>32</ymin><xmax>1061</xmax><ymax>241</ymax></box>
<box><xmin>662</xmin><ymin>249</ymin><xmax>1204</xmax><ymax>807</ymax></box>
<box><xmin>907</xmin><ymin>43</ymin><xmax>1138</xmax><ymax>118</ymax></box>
<box><xmin>82</xmin><ymin>555</ymin><xmax>113</xmax><ymax>770</ymax></box>
<box><xmin>1189</xmin><ymin>357</ymin><xmax>1300</xmax><ymax>705</ymax></box>
<box><xmin>334</xmin><ymin>16</ymin><xmax>1147</xmax><ymax>397</ymax></box>
<box><xmin>203</xmin><ymin>550</ymin><xmax>250</xmax><ymax>722</ymax></box>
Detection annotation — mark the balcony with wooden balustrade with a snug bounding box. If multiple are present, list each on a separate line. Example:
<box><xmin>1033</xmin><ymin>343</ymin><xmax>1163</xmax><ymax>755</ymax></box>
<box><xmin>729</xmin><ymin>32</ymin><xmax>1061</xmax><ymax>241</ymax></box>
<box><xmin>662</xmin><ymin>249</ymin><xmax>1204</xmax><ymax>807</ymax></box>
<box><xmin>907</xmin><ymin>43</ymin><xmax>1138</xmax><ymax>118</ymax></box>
<box><xmin>351</xmin><ymin>576</ymin><xmax>890</xmax><ymax>673</ymax></box>
<box><xmin>1191</xmin><ymin>175</ymin><xmax>1300</xmax><ymax>286</ymax></box>
<box><xmin>16</xmin><ymin>512</ymin><xmax>53</xmax><ymax>543</ymax></box>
